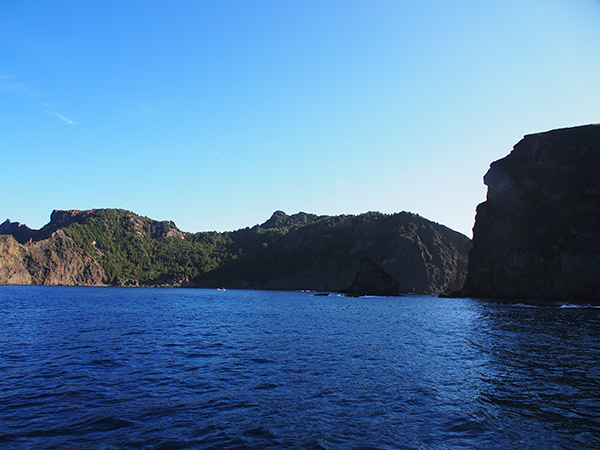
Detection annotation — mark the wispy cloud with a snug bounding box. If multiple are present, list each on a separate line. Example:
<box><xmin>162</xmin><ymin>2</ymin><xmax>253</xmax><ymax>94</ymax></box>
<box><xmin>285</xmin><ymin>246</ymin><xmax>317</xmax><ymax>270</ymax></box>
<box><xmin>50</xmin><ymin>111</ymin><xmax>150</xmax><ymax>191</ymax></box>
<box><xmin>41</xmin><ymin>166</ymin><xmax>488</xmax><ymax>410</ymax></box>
<box><xmin>1</xmin><ymin>74</ymin><xmax>77</xmax><ymax>125</ymax></box>
<box><xmin>43</xmin><ymin>108</ymin><xmax>77</xmax><ymax>125</ymax></box>
<box><xmin>335</xmin><ymin>178</ymin><xmax>345</xmax><ymax>188</ymax></box>
<box><xmin>0</xmin><ymin>75</ymin><xmax>36</xmax><ymax>96</ymax></box>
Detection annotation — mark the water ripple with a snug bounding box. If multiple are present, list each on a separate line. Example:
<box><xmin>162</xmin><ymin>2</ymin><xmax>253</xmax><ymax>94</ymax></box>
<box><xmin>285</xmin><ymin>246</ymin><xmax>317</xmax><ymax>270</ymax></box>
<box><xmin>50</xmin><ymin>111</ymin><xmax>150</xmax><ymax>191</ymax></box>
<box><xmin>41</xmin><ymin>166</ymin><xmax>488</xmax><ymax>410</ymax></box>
<box><xmin>0</xmin><ymin>287</ymin><xmax>598</xmax><ymax>449</ymax></box>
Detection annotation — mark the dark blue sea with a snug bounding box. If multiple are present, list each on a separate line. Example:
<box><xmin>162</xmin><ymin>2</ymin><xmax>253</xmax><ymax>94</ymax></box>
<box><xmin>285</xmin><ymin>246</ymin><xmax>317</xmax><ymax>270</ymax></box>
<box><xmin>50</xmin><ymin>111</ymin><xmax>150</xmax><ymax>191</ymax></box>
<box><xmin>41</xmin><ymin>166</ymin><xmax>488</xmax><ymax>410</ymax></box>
<box><xmin>0</xmin><ymin>287</ymin><xmax>598</xmax><ymax>449</ymax></box>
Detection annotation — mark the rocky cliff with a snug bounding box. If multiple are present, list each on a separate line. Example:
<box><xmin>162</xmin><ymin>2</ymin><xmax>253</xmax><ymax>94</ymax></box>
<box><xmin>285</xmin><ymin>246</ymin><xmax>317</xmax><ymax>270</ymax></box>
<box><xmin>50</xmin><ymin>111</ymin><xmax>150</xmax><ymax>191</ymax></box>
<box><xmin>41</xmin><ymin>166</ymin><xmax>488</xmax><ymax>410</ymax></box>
<box><xmin>458</xmin><ymin>124</ymin><xmax>600</xmax><ymax>302</ymax></box>
<box><xmin>0</xmin><ymin>230</ymin><xmax>106</xmax><ymax>286</ymax></box>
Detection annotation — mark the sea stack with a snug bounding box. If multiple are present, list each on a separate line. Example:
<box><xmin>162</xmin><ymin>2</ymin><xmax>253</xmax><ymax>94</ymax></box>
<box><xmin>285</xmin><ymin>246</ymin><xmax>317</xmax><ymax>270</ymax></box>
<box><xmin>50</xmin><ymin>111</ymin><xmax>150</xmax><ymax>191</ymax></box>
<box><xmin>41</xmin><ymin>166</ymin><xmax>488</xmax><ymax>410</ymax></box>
<box><xmin>459</xmin><ymin>124</ymin><xmax>600</xmax><ymax>303</ymax></box>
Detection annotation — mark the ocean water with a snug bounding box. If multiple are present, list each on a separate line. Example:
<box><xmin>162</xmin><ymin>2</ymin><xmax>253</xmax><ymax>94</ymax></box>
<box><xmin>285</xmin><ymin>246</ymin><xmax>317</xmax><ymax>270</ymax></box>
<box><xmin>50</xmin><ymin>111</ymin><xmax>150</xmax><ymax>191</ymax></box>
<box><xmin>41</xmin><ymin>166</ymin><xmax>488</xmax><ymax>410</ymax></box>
<box><xmin>0</xmin><ymin>286</ymin><xmax>598</xmax><ymax>449</ymax></box>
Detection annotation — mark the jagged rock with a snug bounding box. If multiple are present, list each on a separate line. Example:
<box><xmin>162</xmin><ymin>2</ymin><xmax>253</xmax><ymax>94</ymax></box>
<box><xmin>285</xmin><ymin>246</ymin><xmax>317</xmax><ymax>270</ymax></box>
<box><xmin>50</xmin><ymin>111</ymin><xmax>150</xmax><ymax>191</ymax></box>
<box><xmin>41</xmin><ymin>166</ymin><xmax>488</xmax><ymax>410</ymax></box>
<box><xmin>0</xmin><ymin>235</ymin><xmax>33</xmax><ymax>284</ymax></box>
<box><xmin>0</xmin><ymin>230</ymin><xmax>106</xmax><ymax>286</ymax></box>
<box><xmin>0</xmin><ymin>219</ymin><xmax>34</xmax><ymax>243</ymax></box>
<box><xmin>457</xmin><ymin>124</ymin><xmax>600</xmax><ymax>303</ymax></box>
<box><xmin>261</xmin><ymin>210</ymin><xmax>322</xmax><ymax>229</ymax></box>
<box><xmin>341</xmin><ymin>257</ymin><xmax>401</xmax><ymax>296</ymax></box>
<box><xmin>49</xmin><ymin>209</ymin><xmax>94</xmax><ymax>226</ymax></box>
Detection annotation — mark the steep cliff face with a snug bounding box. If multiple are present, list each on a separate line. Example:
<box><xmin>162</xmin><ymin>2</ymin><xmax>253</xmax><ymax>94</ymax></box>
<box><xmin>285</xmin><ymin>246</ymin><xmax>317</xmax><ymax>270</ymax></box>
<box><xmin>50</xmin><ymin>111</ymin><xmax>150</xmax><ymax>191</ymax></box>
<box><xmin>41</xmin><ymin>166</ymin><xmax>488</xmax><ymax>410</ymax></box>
<box><xmin>459</xmin><ymin>124</ymin><xmax>600</xmax><ymax>302</ymax></box>
<box><xmin>0</xmin><ymin>231</ymin><xmax>106</xmax><ymax>286</ymax></box>
<box><xmin>0</xmin><ymin>235</ymin><xmax>33</xmax><ymax>284</ymax></box>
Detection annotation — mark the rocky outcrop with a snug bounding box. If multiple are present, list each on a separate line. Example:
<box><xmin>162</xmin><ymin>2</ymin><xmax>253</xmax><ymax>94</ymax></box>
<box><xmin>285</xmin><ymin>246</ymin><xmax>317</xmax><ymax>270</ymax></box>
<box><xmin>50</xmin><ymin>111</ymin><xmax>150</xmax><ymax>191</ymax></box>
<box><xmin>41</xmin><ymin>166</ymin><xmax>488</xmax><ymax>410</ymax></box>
<box><xmin>0</xmin><ymin>230</ymin><xmax>106</xmax><ymax>286</ymax></box>
<box><xmin>458</xmin><ymin>124</ymin><xmax>600</xmax><ymax>302</ymax></box>
<box><xmin>0</xmin><ymin>219</ymin><xmax>34</xmax><ymax>243</ymax></box>
<box><xmin>341</xmin><ymin>257</ymin><xmax>401</xmax><ymax>296</ymax></box>
<box><xmin>261</xmin><ymin>210</ymin><xmax>322</xmax><ymax>229</ymax></box>
<box><xmin>0</xmin><ymin>235</ymin><xmax>33</xmax><ymax>284</ymax></box>
<box><xmin>49</xmin><ymin>209</ymin><xmax>94</xmax><ymax>225</ymax></box>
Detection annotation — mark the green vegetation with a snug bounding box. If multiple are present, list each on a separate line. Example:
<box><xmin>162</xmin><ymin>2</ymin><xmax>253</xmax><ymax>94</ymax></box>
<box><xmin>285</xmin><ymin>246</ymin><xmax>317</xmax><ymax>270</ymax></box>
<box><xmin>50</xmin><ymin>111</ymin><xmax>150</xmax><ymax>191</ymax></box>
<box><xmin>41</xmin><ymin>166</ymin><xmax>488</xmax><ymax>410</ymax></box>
<box><xmin>43</xmin><ymin>209</ymin><xmax>208</xmax><ymax>284</ymax></box>
<box><xmin>20</xmin><ymin>208</ymin><xmax>470</xmax><ymax>293</ymax></box>
<box><xmin>34</xmin><ymin>209</ymin><xmax>394</xmax><ymax>285</ymax></box>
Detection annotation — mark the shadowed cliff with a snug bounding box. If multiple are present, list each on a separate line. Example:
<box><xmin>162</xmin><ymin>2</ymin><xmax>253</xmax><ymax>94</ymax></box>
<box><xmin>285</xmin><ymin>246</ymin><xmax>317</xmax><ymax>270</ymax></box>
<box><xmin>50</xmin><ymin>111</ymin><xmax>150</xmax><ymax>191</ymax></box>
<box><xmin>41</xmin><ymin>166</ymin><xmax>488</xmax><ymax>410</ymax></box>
<box><xmin>196</xmin><ymin>211</ymin><xmax>471</xmax><ymax>295</ymax></box>
<box><xmin>457</xmin><ymin>124</ymin><xmax>600</xmax><ymax>303</ymax></box>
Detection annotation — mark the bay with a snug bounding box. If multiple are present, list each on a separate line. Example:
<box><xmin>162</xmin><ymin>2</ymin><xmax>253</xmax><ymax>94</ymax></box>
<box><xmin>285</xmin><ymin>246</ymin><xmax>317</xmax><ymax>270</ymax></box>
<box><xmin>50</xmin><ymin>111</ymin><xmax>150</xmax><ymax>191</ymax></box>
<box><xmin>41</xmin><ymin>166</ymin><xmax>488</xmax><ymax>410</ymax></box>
<box><xmin>0</xmin><ymin>286</ymin><xmax>598</xmax><ymax>449</ymax></box>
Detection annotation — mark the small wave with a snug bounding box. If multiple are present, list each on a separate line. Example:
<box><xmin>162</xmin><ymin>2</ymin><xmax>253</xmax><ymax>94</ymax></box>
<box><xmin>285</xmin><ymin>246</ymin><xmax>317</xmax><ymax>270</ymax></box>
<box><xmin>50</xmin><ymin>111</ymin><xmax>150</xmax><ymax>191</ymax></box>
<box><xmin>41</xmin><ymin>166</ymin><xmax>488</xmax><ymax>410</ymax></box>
<box><xmin>559</xmin><ymin>303</ymin><xmax>599</xmax><ymax>309</ymax></box>
<box><xmin>61</xmin><ymin>388</ymin><xmax>96</xmax><ymax>398</ymax></box>
<box><xmin>445</xmin><ymin>417</ymin><xmax>488</xmax><ymax>436</ymax></box>
<box><xmin>147</xmin><ymin>437</ymin><xmax>192</xmax><ymax>449</ymax></box>
<box><xmin>251</xmin><ymin>358</ymin><xmax>274</xmax><ymax>364</ymax></box>
<box><xmin>186</xmin><ymin>352</ymin><xmax>218</xmax><ymax>358</ymax></box>
<box><xmin>0</xmin><ymin>433</ymin><xmax>16</xmax><ymax>444</ymax></box>
<box><xmin>84</xmin><ymin>416</ymin><xmax>136</xmax><ymax>431</ymax></box>
<box><xmin>121</xmin><ymin>330</ymin><xmax>147</xmax><ymax>336</ymax></box>
<box><xmin>243</xmin><ymin>426</ymin><xmax>278</xmax><ymax>439</ymax></box>
<box><xmin>89</xmin><ymin>358</ymin><xmax>125</xmax><ymax>367</ymax></box>
<box><xmin>253</xmin><ymin>382</ymin><xmax>279</xmax><ymax>390</ymax></box>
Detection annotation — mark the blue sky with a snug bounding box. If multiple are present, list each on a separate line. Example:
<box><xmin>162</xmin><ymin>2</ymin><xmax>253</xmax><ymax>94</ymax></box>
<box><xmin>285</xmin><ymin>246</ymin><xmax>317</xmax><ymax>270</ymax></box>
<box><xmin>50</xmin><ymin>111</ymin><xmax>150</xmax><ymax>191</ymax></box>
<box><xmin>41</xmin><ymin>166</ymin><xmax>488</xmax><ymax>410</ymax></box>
<box><xmin>1</xmin><ymin>1</ymin><xmax>599</xmax><ymax>236</ymax></box>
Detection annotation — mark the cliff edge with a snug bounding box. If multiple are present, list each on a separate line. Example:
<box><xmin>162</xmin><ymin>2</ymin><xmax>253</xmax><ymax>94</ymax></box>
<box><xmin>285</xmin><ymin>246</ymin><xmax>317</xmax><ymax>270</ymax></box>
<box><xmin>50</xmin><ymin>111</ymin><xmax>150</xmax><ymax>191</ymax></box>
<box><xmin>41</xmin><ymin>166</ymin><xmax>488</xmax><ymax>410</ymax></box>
<box><xmin>458</xmin><ymin>124</ymin><xmax>600</xmax><ymax>303</ymax></box>
<box><xmin>0</xmin><ymin>230</ymin><xmax>106</xmax><ymax>286</ymax></box>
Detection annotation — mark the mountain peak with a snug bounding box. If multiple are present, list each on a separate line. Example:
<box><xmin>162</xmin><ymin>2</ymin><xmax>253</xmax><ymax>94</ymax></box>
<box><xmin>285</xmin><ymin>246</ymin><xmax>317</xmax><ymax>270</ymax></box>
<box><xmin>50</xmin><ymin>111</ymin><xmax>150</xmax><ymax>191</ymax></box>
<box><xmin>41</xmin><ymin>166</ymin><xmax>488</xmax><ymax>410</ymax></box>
<box><xmin>0</xmin><ymin>218</ymin><xmax>34</xmax><ymax>243</ymax></box>
<box><xmin>50</xmin><ymin>209</ymin><xmax>98</xmax><ymax>224</ymax></box>
<box><xmin>261</xmin><ymin>211</ymin><xmax>322</xmax><ymax>229</ymax></box>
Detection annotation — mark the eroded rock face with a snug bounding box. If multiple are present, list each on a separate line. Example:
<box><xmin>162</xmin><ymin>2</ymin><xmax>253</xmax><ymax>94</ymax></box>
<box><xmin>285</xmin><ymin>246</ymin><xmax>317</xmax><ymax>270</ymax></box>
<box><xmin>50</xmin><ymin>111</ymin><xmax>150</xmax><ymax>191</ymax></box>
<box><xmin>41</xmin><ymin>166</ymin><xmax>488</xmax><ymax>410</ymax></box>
<box><xmin>459</xmin><ymin>124</ymin><xmax>600</xmax><ymax>302</ymax></box>
<box><xmin>0</xmin><ymin>230</ymin><xmax>106</xmax><ymax>286</ymax></box>
<box><xmin>0</xmin><ymin>235</ymin><xmax>33</xmax><ymax>284</ymax></box>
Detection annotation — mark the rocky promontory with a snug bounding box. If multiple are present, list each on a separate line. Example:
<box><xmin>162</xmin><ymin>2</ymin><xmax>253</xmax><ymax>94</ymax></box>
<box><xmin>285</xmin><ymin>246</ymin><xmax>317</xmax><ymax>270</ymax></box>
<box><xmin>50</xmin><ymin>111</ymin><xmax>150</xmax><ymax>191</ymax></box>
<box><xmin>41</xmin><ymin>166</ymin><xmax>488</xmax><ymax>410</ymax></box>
<box><xmin>458</xmin><ymin>124</ymin><xmax>600</xmax><ymax>303</ymax></box>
